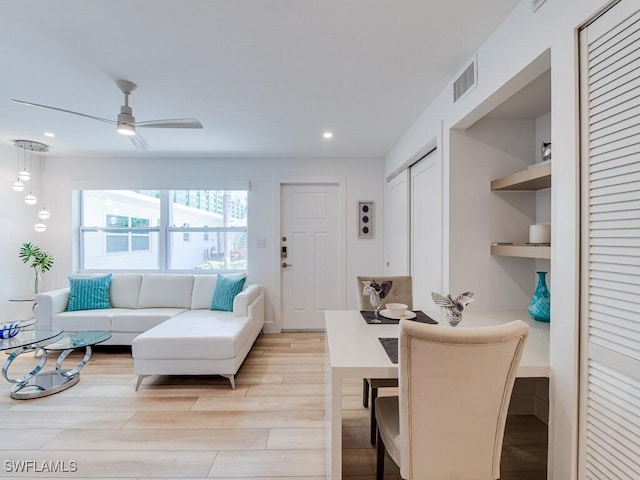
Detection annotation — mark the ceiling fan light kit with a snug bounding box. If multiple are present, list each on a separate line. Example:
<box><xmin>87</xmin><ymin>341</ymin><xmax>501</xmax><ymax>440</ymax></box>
<box><xmin>12</xmin><ymin>79</ymin><xmax>203</xmax><ymax>149</ymax></box>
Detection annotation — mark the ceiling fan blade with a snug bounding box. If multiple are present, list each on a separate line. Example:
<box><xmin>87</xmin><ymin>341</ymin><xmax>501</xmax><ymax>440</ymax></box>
<box><xmin>11</xmin><ymin>99</ymin><xmax>116</xmax><ymax>125</ymax></box>
<box><xmin>129</xmin><ymin>134</ymin><xmax>149</xmax><ymax>151</ymax></box>
<box><xmin>135</xmin><ymin>118</ymin><xmax>203</xmax><ymax>129</ymax></box>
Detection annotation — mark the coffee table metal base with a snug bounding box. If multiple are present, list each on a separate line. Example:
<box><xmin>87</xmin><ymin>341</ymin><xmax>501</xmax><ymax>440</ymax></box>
<box><xmin>10</xmin><ymin>370</ymin><xmax>80</xmax><ymax>400</ymax></box>
<box><xmin>4</xmin><ymin>345</ymin><xmax>93</xmax><ymax>400</ymax></box>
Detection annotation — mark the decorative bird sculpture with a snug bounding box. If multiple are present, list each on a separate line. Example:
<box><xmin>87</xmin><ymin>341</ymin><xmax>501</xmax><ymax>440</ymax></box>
<box><xmin>431</xmin><ymin>291</ymin><xmax>475</xmax><ymax>326</ymax></box>
<box><xmin>362</xmin><ymin>280</ymin><xmax>392</xmax><ymax>300</ymax></box>
<box><xmin>362</xmin><ymin>280</ymin><xmax>392</xmax><ymax>321</ymax></box>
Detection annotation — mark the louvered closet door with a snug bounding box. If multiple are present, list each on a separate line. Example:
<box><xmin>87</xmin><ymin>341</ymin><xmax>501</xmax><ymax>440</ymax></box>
<box><xmin>580</xmin><ymin>2</ymin><xmax>640</xmax><ymax>478</ymax></box>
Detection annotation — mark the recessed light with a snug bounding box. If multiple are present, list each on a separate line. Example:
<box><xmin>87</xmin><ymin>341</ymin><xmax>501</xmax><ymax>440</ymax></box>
<box><xmin>44</xmin><ymin>132</ymin><xmax>55</xmax><ymax>138</ymax></box>
<box><xmin>323</xmin><ymin>132</ymin><xmax>333</xmax><ymax>139</ymax></box>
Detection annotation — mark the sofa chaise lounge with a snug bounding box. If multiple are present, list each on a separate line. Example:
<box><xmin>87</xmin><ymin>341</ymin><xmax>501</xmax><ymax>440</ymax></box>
<box><xmin>35</xmin><ymin>273</ymin><xmax>264</xmax><ymax>389</ymax></box>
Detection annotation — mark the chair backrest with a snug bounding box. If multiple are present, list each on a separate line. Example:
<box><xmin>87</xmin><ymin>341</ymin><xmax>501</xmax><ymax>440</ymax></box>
<box><xmin>398</xmin><ymin>319</ymin><xmax>529</xmax><ymax>480</ymax></box>
<box><xmin>356</xmin><ymin>275</ymin><xmax>413</xmax><ymax>310</ymax></box>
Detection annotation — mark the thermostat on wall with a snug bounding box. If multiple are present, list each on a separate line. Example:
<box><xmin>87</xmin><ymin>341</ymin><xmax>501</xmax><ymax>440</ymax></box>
<box><xmin>358</xmin><ymin>201</ymin><xmax>374</xmax><ymax>238</ymax></box>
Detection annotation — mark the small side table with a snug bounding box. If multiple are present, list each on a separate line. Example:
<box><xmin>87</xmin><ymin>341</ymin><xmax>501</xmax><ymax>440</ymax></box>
<box><xmin>9</xmin><ymin>295</ymin><xmax>37</xmax><ymax>311</ymax></box>
<box><xmin>2</xmin><ymin>330</ymin><xmax>111</xmax><ymax>400</ymax></box>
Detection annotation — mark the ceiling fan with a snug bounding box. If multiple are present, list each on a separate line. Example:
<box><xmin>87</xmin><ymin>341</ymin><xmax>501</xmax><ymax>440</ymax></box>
<box><xmin>11</xmin><ymin>80</ymin><xmax>203</xmax><ymax>150</ymax></box>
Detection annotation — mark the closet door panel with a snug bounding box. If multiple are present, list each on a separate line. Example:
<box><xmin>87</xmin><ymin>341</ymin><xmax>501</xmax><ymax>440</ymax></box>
<box><xmin>580</xmin><ymin>3</ymin><xmax>640</xmax><ymax>478</ymax></box>
<box><xmin>410</xmin><ymin>151</ymin><xmax>442</xmax><ymax>310</ymax></box>
<box><xmin>385</xmin><ymin>170</ymin><xmax>410</xmax><ymax>275</ymax></box>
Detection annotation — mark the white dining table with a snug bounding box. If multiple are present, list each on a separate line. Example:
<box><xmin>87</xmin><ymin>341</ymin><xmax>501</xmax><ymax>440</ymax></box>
<box><xmin>324</xmin><ymin>309</ymin><xmax>550</xmax><ymax>480</ymax></box>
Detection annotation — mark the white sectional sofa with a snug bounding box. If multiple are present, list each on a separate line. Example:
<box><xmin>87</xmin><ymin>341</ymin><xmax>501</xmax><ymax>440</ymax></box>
<box><xmin>35</xmin><ymin>273</ymin><xmax>264</xmax><ymax>389</ymax></box>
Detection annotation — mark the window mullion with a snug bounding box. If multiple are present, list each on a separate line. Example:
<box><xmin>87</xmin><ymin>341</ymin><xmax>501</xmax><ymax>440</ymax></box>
<box><xmin>160</xmin><ymin>190</ymin><xmax>170</xmax><ymax>272</ymax></box>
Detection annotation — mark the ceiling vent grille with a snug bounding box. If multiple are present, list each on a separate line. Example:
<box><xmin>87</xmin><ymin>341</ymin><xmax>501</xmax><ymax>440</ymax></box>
<box><xmin>453</xmin><ymin>56</ymin><xmax>477</xmax><ymax>103</ymax></box>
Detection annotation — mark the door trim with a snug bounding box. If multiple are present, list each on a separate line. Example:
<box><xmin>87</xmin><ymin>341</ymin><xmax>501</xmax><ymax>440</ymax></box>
<box><xmin>274</xmin><ymin>177</ymin><xmax>347</xmax><ymax>332</ymax></box>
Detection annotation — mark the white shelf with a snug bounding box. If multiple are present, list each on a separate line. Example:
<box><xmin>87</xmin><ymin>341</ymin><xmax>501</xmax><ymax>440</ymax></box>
<box><xmin>490</xmin><ymin>162</ymin><xmax>551</xmax><ymax>191</ymax></box>
<box><xmin>490</xmin><ymin>244</ymin><xmax>551</xmax><ymax>259</ymax></box>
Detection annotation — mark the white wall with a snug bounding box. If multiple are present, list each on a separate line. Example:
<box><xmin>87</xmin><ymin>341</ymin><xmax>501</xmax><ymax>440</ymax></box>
<box><xmin>0</xmin><ymin>144</ymin><xmax>46</xmax><ymax>322</ymax></box>
<box><xmin>33</xmin><ymin>155</ymin><xmax>385</xmax><ymax>332</ymax></box>
<box><xmin>449</xmin><ymin>119</ymin><xmax>537</xmax><ymax>310</ymax></box>
<box><xmin>384</xmin><ymin>0</ymin><xmax>614</xmax><ymax>478</ymax></box>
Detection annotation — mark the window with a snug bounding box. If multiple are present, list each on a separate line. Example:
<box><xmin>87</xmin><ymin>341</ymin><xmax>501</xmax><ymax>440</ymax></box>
<box><xmin>105</xmin><ymin>215</ymin><xmax>151</xmax><ymax>253</ymax></box>
<box><xmin>80</xmin><ymin>189</ymin><xmax>248</xmax><ymax>272</ymax></box>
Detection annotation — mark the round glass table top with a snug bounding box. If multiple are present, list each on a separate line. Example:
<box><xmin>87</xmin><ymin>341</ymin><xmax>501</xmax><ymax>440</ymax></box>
<box><xmin>42</xmin><ymin>330</ymin><xmax>111</xmax><ymax>351</ymax></box>
<box><xmin>0</xmin><ymin>328</ymin><xmax>63</xmax><ymax>352</ymax></box>
<box><xmin>9</xmin><ymin>295</ymin><xmax>37</xmax><ymax>302</ymax></box>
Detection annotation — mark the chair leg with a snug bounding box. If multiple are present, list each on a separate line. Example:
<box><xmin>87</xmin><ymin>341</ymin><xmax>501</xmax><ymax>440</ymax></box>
<box><xmin>370</xmin><ymin>386</ymin><xmax>378</xmax><ymax>445</ymax></box>
<box><xmin>363</xmin><ymin>378</ymin><xmax>369</xmax><ymax>408</ymax></box>
<box><xmin>376</xmin><ymin>429</ymin><xmax>385</xmax><ymax>480</ymax></box>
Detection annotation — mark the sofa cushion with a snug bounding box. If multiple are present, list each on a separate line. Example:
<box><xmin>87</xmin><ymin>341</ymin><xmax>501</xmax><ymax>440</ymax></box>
<box><xmin>190</xmin><ymin>275</ymin><xmax>218</xmax><ymax>310</ymax></box>
<box><xmin>110</xmin><ymin>273</ymin><xmax>143</xmax><ymax>308</ymax></box>
<box><xmin>138</xmin><ymin>274</ymin><xmax>194</xmax><ymax>309</ymax></box>
<box><xmin>210</xmin><ymin>275</ymin><xmax>246</xmax><ymax>311</ymax></box>
<box><xmin>66</xmin><ymin>274</ymin><xmax>113</xmax><ymax>311</ymax></box>
<box><xmin>111</xmin><ymin>308</ymin><xmax>188</xmax><ymax>333</ymax></box>
<box><xmin>133</xmin><ymin>310</ymin><xmax>253</xmax><ymax>360</ymax></box>
<box><xmin>53</xmin><ymin>308</ymin><xmax>133</xmax><ymax>331</ymax></box>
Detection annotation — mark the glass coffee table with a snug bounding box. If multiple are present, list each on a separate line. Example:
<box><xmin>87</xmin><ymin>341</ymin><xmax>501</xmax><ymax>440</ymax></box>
<box><xmin>2</xmin><ymin>329</ymin><xmax>111</xmax><ymax>399</ymax></box>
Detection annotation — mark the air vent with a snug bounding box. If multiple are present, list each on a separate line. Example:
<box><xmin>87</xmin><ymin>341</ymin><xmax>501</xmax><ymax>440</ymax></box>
<box><xmin>453</xmin><ymin>56</ymin><xmax>477</xmax><ymax>103</ymax></box>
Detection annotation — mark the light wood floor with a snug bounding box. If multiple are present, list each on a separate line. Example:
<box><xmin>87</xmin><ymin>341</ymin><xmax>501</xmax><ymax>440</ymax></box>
<box><xmin>0</xmin><ymin>332</ymin><xmax>547</xmax><ymax>479</ymax></box>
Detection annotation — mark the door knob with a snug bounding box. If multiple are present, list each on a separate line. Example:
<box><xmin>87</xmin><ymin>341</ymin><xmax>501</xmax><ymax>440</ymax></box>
<box><xmin>282</xmin><ymin>262</ymin><xmax>292</xmax><ymax>268</ymax></box>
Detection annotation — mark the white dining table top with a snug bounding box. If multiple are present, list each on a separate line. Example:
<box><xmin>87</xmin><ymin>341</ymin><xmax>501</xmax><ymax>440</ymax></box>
<box><xmin>325</xmin><ymin>309</ymin><xmax>549</xmax><ymax>378</ymax></box>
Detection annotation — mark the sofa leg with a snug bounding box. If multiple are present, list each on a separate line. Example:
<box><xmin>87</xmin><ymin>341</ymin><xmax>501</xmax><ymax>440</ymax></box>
<box><xmin>135</xmin><ymin>375</ymin><xmax>149</xmax><ymax>391</ymax></box>
<box><xmin>223</xmin><ymin>374</ymin><xmax>236</xmax><ymax>390</ymax></box>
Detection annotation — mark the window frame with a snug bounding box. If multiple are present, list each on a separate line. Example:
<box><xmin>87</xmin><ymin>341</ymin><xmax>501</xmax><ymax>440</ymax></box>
<box><xmin>79</xmin><ymin>189</ymin><xmax>248</xmax><ymax>273</ymax></box>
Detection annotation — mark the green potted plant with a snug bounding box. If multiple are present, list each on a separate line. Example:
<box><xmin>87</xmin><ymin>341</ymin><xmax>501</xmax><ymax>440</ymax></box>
<box><xmin>19</xmin><ymin>242</ymin><xmax>54</xmax><ymax>294</ymax></box>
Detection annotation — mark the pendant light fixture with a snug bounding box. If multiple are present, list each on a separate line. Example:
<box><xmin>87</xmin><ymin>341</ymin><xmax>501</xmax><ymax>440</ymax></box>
<box><xmin>38</xmin><ymin>208</ymin><xmax>51</xmax><ymax>220</ymax></box>
<box><xmin>17</xmin><ymin>145</ymin><xmax>31</xmax><ymax>182</ymax></box>
<box><xmin>11</xmin><ymin>140</ymin><xmax>52</xmax><ymax>232</ymax></box>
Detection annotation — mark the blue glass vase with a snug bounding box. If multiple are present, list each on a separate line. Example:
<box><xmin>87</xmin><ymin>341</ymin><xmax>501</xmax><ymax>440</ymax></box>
<box><xmin>528</xmin><ymin>271</ymin><xmax>550</xmax><ymax>322</ymax></box>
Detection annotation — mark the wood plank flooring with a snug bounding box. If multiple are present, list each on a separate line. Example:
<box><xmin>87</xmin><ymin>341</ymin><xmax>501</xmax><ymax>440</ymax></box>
<box><xmin>0</xmin><ymin>332</ymin><xmax>547</xmax><ymax>479</ymax></box>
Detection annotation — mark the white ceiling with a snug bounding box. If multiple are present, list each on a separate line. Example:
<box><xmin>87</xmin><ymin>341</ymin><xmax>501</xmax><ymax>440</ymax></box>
<box><xmin>0</xmin><ymin>0</ymin><xmax>521</xmax><ymax>158</ymax></box>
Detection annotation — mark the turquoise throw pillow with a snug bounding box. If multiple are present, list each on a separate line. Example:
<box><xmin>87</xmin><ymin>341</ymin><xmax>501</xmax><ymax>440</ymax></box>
<box><xmin>210</xmin><ymin>275</ymin><xmax>246</xmax><ymax>311</ymax></box>
<box><xmin>67</xmin><ymin>274</ymin><xmax>113</xmax><ymax>311</ymax></box>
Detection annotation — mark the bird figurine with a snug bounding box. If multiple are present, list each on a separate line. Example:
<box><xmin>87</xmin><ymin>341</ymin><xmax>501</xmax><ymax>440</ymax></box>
<box><xmin>362</xmin><ymin>280</ymin><xmax>392</xmax><ymax>300</ymax></box>
<box><xmin>362</xmin><ymin>280</ymin><xmax>392</xmax><ymax>321</ymax></box>
<box><xmin>431</xmin><ymin>291</ymin><xmax>475</xmax><ymax>326</ymax></box>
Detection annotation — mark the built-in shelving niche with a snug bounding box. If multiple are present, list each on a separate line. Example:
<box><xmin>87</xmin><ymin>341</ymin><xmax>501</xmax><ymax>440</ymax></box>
<box><xmin>448</xmin><ymin>58</ymin><xmax>551</xmax><ymax>425</ymax></box>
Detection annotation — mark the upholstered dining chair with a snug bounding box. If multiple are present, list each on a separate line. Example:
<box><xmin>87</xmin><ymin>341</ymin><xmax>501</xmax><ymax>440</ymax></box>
<box><xmin>357</xmin><ymin>275</ymin><xmax>413</xmax><ymax>444</ymax></box>
<box><xmin>374</xmin><ymin>319</ymin><xmax>529</xmax><ymax>480</ymax></box>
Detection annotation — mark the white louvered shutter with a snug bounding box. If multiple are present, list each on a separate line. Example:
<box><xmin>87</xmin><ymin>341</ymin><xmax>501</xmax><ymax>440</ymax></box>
<box><xmin>580</xmin><ymin>2</ymin><xmax>640</xmax><ymax>478</ymax></box>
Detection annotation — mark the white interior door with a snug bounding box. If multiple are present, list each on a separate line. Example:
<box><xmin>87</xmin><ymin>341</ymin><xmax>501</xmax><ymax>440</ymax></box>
<box><xmin>579</xmin><ymin>2</ymin><xmax>640</xmax><ymax>477</ymax></box>
<box><xmin>385</xmin><ymin>170</ymin><xmax>410</xmax><ymax>275</ymax></box>
<box><xmin>410</xmin><ymin>151</ymin><xmax>442</xmax><ymax>310</ymax></box>
<box><xmin>281</xmin><ymin>183</ymin><xmax>342</xmax><ymax>330</ymax></box>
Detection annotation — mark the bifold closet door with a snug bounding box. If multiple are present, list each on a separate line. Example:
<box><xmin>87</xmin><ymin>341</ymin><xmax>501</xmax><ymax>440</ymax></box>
<box><xmin>385</xmin><ymin>170</ymin><xmax>410</xmax><ymax>275</ymax></box>
<box><xmin>410</xmin><ymin>151</ymin><xmax>442</xmax><ymax>309</ymax></box>
<box><xmin>580</xmin><ymin>2</ymin><xmax>640</xmax><ymax>478</ymax></box>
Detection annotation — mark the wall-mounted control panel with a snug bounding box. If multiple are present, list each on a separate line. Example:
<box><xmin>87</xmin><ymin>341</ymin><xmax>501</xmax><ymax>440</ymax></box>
<box><xmin>358</xmin><ymin>201</ymin><xmax>374</xmax><ymax>239</ymax></box>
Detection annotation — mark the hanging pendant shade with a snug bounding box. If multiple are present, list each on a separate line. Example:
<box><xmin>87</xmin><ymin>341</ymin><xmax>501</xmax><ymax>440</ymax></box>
<box><xmin>34</xmin><ymin>222</ymin><xmax>47</xmax><ymax>233</ymax></box>
<box><xmin>38</xmin><ymin>208</ymin><xmax>51</xmax><ymax>220</ymax></box>
<box><xmin>12</xmin><ymin>180</ymin><xmax>25</xmax><ymax>192</ymax></box>
<box><xmin>24</xmin><ymin>193</ymin><xmax>37</xmax><ymax>205</ymax></box>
